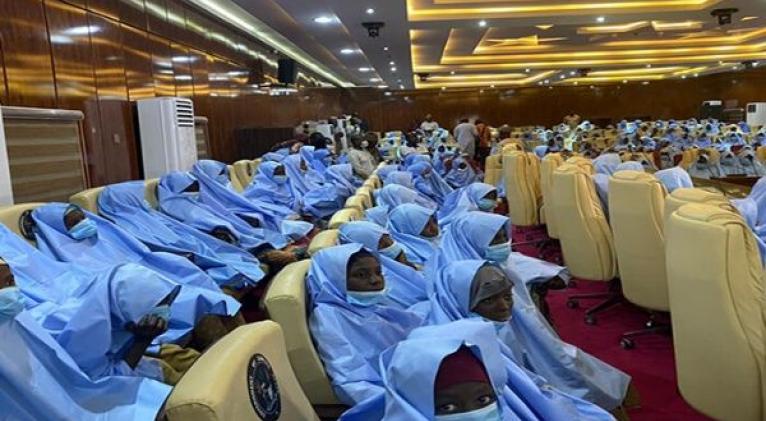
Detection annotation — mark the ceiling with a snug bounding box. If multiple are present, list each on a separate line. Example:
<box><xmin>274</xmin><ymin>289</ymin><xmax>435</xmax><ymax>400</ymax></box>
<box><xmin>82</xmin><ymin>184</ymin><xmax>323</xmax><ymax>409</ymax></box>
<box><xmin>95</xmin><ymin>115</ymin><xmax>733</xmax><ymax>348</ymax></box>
<box><xmin>203</xmin><ymin>0</ymin><xmax>766</xmax><ymax>90</ymax></box>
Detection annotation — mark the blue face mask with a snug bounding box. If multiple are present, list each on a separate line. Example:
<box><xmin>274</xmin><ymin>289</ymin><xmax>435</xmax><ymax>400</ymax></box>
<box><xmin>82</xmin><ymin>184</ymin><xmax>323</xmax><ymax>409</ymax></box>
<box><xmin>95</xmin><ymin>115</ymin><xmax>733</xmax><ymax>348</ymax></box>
<box><xmin>346</xmin><ymin>288</ymin><xmax>388</xmax><ymax>307</ymax></box>
<box><xmin>435</xmin><ymin>403</ymin><xmax>501</xmax><ymax>421</ymax></box>
<box><xmin>0</xmin><ymin>287</ymin><xmax>24</xmax><ymax>320</ymax></box>
<box><xmin>147</xmin><ymin>304</ymin><xmax>171</xmax><ymax>323</ymax></box>
<box><xmin>379</xmin><ymin>242</ymin><xmax>403</xmax><ymax>260</ymax></box>
<box><xmin>485</xmin><ymin>242</ymin><xmax>510</xmax><ymax>263</ymax></box>
<box><xmin>68</xmin><ymin>218</ymin><xmax>98</xmax><ymax>240</ymax></box>
<box><xmin>477</xmin><ymin>198</ymin><xmax>496</xmax><ymax>212</ymax></box>
<box><xmin>273</xmin><ymin>174</ymin><xmax>288</xmax><ymax>184</ymax></box>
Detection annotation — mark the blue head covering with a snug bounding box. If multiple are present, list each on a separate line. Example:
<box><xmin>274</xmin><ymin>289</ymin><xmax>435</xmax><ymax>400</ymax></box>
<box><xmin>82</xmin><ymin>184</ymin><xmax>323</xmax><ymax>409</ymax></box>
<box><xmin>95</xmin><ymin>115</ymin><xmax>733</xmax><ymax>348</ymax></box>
<box><xmin>385</xmin><ymin>171</ymin><xmax>415</xmax><ymax>189</ymax></box>
<box><xmin>654</xmin><ymin>167</ymin><xmax>693</xmax><ymax>193</ymax></box>
<box><xmin>376</xmin><ymin>164</ymin><xmax>400</xmax><ymax>181</ymax></box>
<box><xmin>592</xmin><ymin>174</ymin><xmax>610</xmax><ymax>215</ymax></box>
<box><xmin>99</xmin><ymin>181</ymin><xmax>265</xmax><ymax>289</ymax></box>
<box><xmin>365</xmin><ymin>205</ymin><xmax>390</xmax><ymax>227</ymax></box>
<box><xmin>403</xmin><ymin>154</ymin><xmax>430</xmax><ymax>167</ymax></box>
<box><xmin>0</xmin><ymin>310</ymin><xmax>171</xmax><ymax>420</ymax></box>
<box><xmin>338</xmin><ymin>221</ymin><xmax>388</xmax><ymax>252</ymax></box>
<box><xmin>325</xmin><ymin>163</ymin><xmax>361</xmax><ymax>198</ymax></box>
<box><xmin>438</xmin><ymin>183</ymin><xmax>496</xmax><ymax>227</ymax></box>
<box><xmin>534</xmin><ymin>145</ymin><xmax>549</xmax><ymax>159</ymax></box>
<box><xmin>375</xmin><ymin>184</ymin><xmax>438</xmax><ymax>210</ymax></box>
<box><xmin>387</xmin><ymin>204</ymin><xmax>439</xmax><ymax>265</ymax></box>
<box><xmin>261</xmin><ymin>152</ymin><xmax>286</xmax><ymax>162</ymax></box>
<box><xmin>593</xmin><ymin>153</ymin><xmax>622</xmax><ymax>175</ymax></box>
<box><xmin>282</xmin><ymin>154</ymin><xmax>344</xmax><ymax>218</ymax></box>
<box><xmin>307</xmin><ymin>244</ymin><xmax>424</xmax><ymax>405</ymax></box>
<box><xmin>243</xmin><ymin>161</ymin><xmax>299</xmax><ymax>211</ymax></box>
<box><xmin>192</xmin><ymin>160</ymin><xmax>297</xmax><ymax>233</ymax></box>
<box><xmin>615</xmin><ymin>161</ymin><xmax>645</xmax><ymax>172</ymax></box>
<box><xmin>733</xmin><ymin>177</ymin><xmax>766</xmax><ymax>267</ymax></box>
<box><xmin>312</xmin><ymin>148</ymin><xmax>333</xmax><ymax>172</ymax></box>
<box><xmin>407</xmin><ymin>161</ymin><xmax>454</xmax><ymax>206</ymax></box>
<box><xmin>444</xmin><ymin>156</ymin><xmax>479</xmax><ymax>188</ymax></box>
<box><xmin>158</xmin><ymin>172</ymin><xmax>288</xmax><ymax>251</ymax></box>
<box><xmin>425</xmin><ymin>260</ymin><xmax>630</xmax><ymax>411</ymax></box>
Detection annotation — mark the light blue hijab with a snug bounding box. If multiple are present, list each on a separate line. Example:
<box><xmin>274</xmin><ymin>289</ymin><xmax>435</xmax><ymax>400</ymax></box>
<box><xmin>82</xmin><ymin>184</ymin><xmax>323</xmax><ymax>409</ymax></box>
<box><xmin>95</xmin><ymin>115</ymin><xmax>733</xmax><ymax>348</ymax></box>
<box><xmin>337</xmin><ymin>221</ymin><xmax>429</xmax><ymax>308</ymax></box>
<box><xmin>593</xmin><ymin>153</ymin><xmax>622</xmax><ymax>175</ymax></box>
<box><xmin>615</xmin><ymin>161</ymin><xmax>645</xmax><ymax>172</ymax></box>
<box><xmin>388</xmin><ymin>204</ymin><xmax>440</xmax><ymax>265</ymax></box>
<box><xmin>444</xmin><ymin>156</ymin><xmax>479</xmax><ymax>188</ymax></box>
<box><xmin>385</xmin><ymin>171</ymin><xmax>415</xmax><ymax>189</ymax></box>
<box><xmin>375</xmin><ymin>184</ymin><xmax>438</xmax><ymax>210</ymax></box>
<box><xmin>307</xmin><ymin>244</ymin><xmax>424</xmax><ymax>405</ymax></box>
<box><xmin>282</xmin><ymin>154</ymin><xmax>345</xmax><ymax>218</ymax></box>
<box><xmin>243</xmin><ymin>161</ymin><xmax>300</xmax><ymax>212</ymax></box>
<box><xmin>428</xmin><ymin>260</ymin><xmax>630</xmax><ymax>411</ymax></box>
<box><xmin>732</xmin><ymin>176</ymin><xmax>766</xmax><ymax>266</ymax></box>
<box><xmin>98</xmin><ymin>181</ymin><xmax>265</xmax><ymax>289</ymax></box>
<box><xmin>438</xmin><ymin>182</ymin><xmax>496</xmax><ymax>227</ymax></box>
<box><xmin>407</xmin><ymin>161</ymin><xmax>454</xmax><ymax>206</ymax></box>
<box><xmin>365</xmin><ymin>205</ymin><xmax>390</xmax><ymax>228</ymax></box>
<box><xmin>654</xmin><ymin>167</ymin><xmax>693</xmax><ymax>192</ymax></box>
<box><xmin>158</xmin><ymin>172</ymin><xmax>288</xmax><ymax>250</ymax></box>
<box><xmin>325</xmin><ymin>163</ymin><xmax>362</xmax><ymax>198</ymax></box>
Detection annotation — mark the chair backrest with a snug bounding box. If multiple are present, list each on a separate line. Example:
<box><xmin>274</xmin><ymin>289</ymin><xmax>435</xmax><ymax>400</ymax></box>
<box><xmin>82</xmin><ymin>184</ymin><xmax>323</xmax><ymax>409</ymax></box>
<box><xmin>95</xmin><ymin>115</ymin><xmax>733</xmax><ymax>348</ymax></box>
<box><xmin>145</xmin><ymin>178</ymin><xmax>160</xmax><ymax>209</ymax></box>
<box><xmin>484</xmin><ymin>154</ymin><xmax>503</xmax><ymax>187</ymax></box>
<box><xmin>328</xmin><ymin>208</ymin><xmax>362</xmax><ymax>230</ymax></box>
<box><xmin>164</xmin><ymin>321</ymin><xmax>319</xmax><ymax>421</ymax></box>
<box><xmin>233</xmin><ymin>160</ymin><xmax>253</xmax><ymax>189</ymax></box>
<box><xmin>366</xmin><ymin>174</ymin><xmax>381</xmax><ymax>189</ymax></box>
<box><xmin>551</xmin><ymin>163</ymin><xmax>617</xmax><ymax>281</ymax></box>
<box><xmin>356</xmin><ymin>186</ymin><xmax>374</xmax><ymax>208</ymax></box>
<box><xmin>540</xmin><ymin>153</ymin><xmax>565</xmax><ymax>238</ymax></box>
<box><xmin>609</xmin><ymin>171</ymin><xmax>669</xmax><ymax>311</ymax></box>
<box><xmin>263</xmin><ymin>260</ymin><xmax>341</xmax><ymax>406</ymax></box>
<box><xmin>344</xmin><ymin>195</ymin><xmax>367</xmax><ymax>212</ymax></box>
<box><xmin>679</xmin><ymin>149</ymin><xmax>699</xmax><ymax>170</ymax></box>
<box><xmin>0</xmin><ymin>203</ymin><xmax>44</xmax><ymax>243</ymax></box>
<box><xmin>250</xmin><ymin>159</ymin><xmax>262</xmax><ymax>175</ymax></box>
<box><xmin>69</xmin><ymin>187</ymin><xmax>105</xmax><ymax>214</ymax></box>
<box><xmin>308</xmin><ymin>229</ymin><xmax>339</xmax><ymax>256</ymax></box>
<box><xmin>228</xmin><ymin>165</ymin><xmax>244</xmax><ymax>192</ymax></box>
<box><xmin>665</xmin><ymin>203</ymin><xmax>765</xmax><ymax>421</ymax></box>
<box><xmin>503</xmin><ymin>151</ymin><xmax>542</xmax><ymax>227</ymax></box>
<box><xmin>664</xmin><ymin>188</ymin><xmax>732</xmax><ymax>225</ymax></box>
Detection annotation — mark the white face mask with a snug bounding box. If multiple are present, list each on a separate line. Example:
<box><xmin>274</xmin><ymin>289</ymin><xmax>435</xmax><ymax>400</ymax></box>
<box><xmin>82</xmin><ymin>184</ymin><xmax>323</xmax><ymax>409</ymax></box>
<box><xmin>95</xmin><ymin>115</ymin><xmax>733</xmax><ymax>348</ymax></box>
<box><xmin>434</xmin><ymin>402</ymin><xmax>501</xmax><ymax>421</ymax></box>
<box><xmin>361</xmin><ymin>140</ymin><xmax>370</xmax><ymax>148</ymax></box>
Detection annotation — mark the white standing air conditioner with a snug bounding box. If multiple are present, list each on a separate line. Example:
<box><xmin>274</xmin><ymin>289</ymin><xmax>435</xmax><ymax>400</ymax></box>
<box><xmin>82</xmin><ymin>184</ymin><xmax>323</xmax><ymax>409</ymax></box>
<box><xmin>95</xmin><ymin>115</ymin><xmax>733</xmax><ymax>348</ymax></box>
<box><xmin>746</xmin><ymin>103</ymin><xmax>766</xmax><ymax>127</ymax></box>
<box><xmin>0</xmin><ymin>108</ymin><xmax>14</xmax><ymax>205</ymax></box>
<box><xmin>136</xmin><ymin>97</ymin><xmax>198</xmax><ymax>179</ymax></box>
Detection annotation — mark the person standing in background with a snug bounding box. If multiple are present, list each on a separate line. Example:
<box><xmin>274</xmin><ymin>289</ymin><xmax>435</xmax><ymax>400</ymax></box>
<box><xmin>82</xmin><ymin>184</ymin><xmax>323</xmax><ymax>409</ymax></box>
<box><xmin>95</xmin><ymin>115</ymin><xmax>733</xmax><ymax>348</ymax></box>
<box><xmin>564</xmin><ymin>112</ymin><xmax>582</xmax><ymax>129</ymax></box>
<box><xmin>475</xmin><ymin>119</ymin><xmax>492</xmax><ymax>168</ymax></box>
<box><xmin>453</xmin><ymin>118</ymin><xmax>479</xmax><ymax>160</ymax></box>
<box><xmin>420</xmin><ymin>114</ymin><xmax>440</xmax><ymax>134</ymax></box>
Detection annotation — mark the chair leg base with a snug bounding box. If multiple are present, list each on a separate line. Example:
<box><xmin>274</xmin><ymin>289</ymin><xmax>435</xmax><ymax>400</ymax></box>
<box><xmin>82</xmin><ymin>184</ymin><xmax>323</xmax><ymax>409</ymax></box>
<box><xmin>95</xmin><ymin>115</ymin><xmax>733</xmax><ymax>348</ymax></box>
<box><xmin>567</xmin><ymin>288</ymin><xmax>623</xmax><ymax>325</ymax></box>
<box><xmin>619</xmin><ymin>315</ymin><xmax>671</xmax><ymax>350</ymax></box>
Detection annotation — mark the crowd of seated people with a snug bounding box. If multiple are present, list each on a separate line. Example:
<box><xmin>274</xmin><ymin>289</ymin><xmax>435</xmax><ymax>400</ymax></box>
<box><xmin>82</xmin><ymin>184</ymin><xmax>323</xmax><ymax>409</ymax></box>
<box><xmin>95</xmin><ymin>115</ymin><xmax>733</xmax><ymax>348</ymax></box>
<box><xmin>3</xmin><ymin>113</ymin><xmax>766</xmax><ymax>420</ymax></box>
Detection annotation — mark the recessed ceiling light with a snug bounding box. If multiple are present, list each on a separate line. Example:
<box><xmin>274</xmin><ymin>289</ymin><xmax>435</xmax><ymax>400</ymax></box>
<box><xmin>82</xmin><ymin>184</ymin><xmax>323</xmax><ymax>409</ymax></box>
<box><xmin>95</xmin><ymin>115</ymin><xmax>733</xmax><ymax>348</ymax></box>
<box><xmin>741</xmin><ymin>16</ymin><xmax>758</xmax><ymax>22</ymax></box>
<box><xmin>490</xmin><ymin>84</ymin><xmax>495</xmax><ymax>88</ymax></box>
<box><xmin>681</xmin><ymin>75</ymin><xmax>687</xmax><ymax>79</ymax></box>
<box><xmin>693</xmin><ymin>73</ymin><xmax>699</xmax><ymax>77</ymax></box>
<box><xmin>384</xmin><ymin>91</ymin><xmax>392</xmax><ymax>96</ymax></box>
<box><xmin>646</xmin><ymin>64</ymin><xmax>652</xmax><ymax>68</ymax></box>
<box><xmin>596</xmin><ymin>16</ymin><xmax>606</xmax><ymax>23</ymax></box>
<box><xmin>366</xmin><ymin>8</ymin><xmax>375</xmax><ymax>15</ymax></box>
<box><xmin>642</xmin><ymin>81</ymin><xmax>650</xmax><ymax>85</ymax></box>
<box><xmin>340</xmin><ymin>48</ymin><xmax>356</xmax><ymax>55</ymax></box>
<box><xmin>538</xmin><ymin>81</ymin><xmax>543</xmax><ymax>85</ymax></box>
<box><xmin>544</xmin><ymin>79</ymin><xmax>549</xmax><ymax>84</ymax></box>
<box><xmin>389</xmin><ymin>60</ymin><xmax>395</xmax><ymax>66</ymax></box>
<box><xmin>358</xmin><ymin>67</ymin><xmax>372</xmax><ymax>72</ymax></box>
<box><xmin>399</xmin><ymin>84</ymin><xmax>405</xmax><ymax>89</ymax></box>
<box><xmin>569</xmin><ymin>70</ymin><xmax>576</xmax><ymax>76</ymax></box>
<box><xmin>560</xmin><ymin>75</ymin><xmax>566</xmax><ymax>79</ymax></box>
<box><xmin>383</xmin><ymin>46</ymin><xmax>389</xmax><ymax>51</ymax></box>
<box><xmin>441</xmin><ymin>87</ymin><xmax>446</xmax><ymax>90</ymax></box>
<box><xmin>573</xmin><ymin>81</ymin><xmax>579</xmax><ymax>85</ymax></box>
<box><xmin>535</xmin><ymin>24</ymin><xmax>554</xmax><ymax>30</ymax></box>
<box><xmin>313</xmin><ymin>16</ymin><xmax>334</xmax><ymax>24</ymax></box>
<box><xmin>622</xmin><ymin>79</ymin><xmax>628</xmax><ymax>83</ymax></box>
<box><xmin>369</xmin><ymin>77</ymin><xmax>381</xmax><ymax>82</ymax></box>
<box><xmin>478</xmin><ymin>20</ymin><xmax>487</xmax><ymax>27</ymax></box>
<box><xmin>391</xmin><ymin>67</ymin><xmax>397</xmax><ymax>72</ymax></box>
<box><xmin>754</xmin><ymin>61</ymin><xmax>760</xmax><ymax>68</ymax></box>
<box><xmin>450</xmin><ymin>71</ymin><xmax>456</xmax><ymax>75</ymax></box>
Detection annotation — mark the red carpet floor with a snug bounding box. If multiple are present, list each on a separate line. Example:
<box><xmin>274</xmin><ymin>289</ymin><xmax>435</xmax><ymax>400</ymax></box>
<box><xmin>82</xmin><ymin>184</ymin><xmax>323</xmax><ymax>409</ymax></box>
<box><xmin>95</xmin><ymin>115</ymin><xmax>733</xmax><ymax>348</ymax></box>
<box><xmin>510</xmin><ymin>227</ymin><xmax>711</xmax><ymax>421</ymax></box>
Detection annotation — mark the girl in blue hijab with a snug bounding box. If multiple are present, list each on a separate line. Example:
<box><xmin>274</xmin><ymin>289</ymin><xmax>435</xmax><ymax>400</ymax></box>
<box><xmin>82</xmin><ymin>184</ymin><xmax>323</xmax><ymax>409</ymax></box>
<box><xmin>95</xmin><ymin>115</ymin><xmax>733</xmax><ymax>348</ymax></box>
<box><xmin>428</xmin><ymin>260</ymin><xmax>630</xmax><ymax>412</ymax></box>
<box><xmin>192</xmin><ymin>160</ymin><xmax>298</xmax><ymax>233</ymax></box>
<box><xmin>243</xmin><ymin>161</ymin><xmax>301</xmax><ymax>212</ymax></box>
<box><xmin>365</xmin><ymin>205</ymin><xmax>390</xmax><ymax>228</ymax></box>
<box><xmin>407</xmin><ymin>161</ymin><xmax>454</xmax><ymax>206</ymax></box>
<box><xmin>325</xmin><ymin>163</ymin><xmax>362</xmax><ymax>198</ymax></box>
<box><xmin>732</xmin><ymin>176</ymin><xmax>766</xmax><ymax>266</ymax></box>
<box><xmin>438</xmin><ymin>183</ymin><xmax>497</xmax><ymax>227</ymax></box>
<box><xmin>338</xmin><ymin>221</ymin><xmax>428</xmax><ymax>307</ymax></box>
<box><xmin>385</xmin><ymin>171</ymin><xmax>415</xmax><ymax>189</ymax></box>
<box><xmin>282</xmin><ymin>153</ymin><xmax>345</xmax><ymax>219</ymax></box>
<box><xmin>307</xmin><ymin>244</ymin><xmax>424</xmax><ymax>405</ymax></box>
<box><xmin>375</xmin><ymin>184</ymin><xmax>438</xmax><ymax>210</ymax></box>
<box><xmin>388</xmin><ymin>204</ymin><xmax>441</xmax><ymax>266</ymax></box>
<box><xmin>98</xmin><ymin>181</ymin><xmax>266</xmax><ymax>291</ymax></box>
<box><xmin>654</xmin><ymin>167</ymin><xmax>693</xmax><ymax>193</ymax></box>
<box><xmin>341</xmin><ymin>320</ymin><xmax>614</xmax><ymax>421</ymax></box>
<box><xmin>444</xmin><ymin>156</ymin><xmax>480</xmax><ymax>188</ymax></box>
<box><xmin>593</xmin><ymin>153</ymin><xmax>622</xmax><ymax>175</ymax></box>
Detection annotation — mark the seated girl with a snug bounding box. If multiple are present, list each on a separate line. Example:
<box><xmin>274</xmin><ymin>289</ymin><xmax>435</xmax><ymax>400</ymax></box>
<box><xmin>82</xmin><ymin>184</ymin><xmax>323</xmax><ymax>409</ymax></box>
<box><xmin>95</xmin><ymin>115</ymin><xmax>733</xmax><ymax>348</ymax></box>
<box><xmin>406</xmin><ymin>161</ymin><xmax>453</xmax><ymax>206</ymax></box>
<box><xmin>387</xmin><ymin>204</ymin><xmax>441</xmax><ymax>266</ymax></box>
<box><xmin>341</xmin><ymin>320</ymin><xmax>615</xmax><ymax>420</ymax></box>
<box><xmin>307</xmin><ymin>244</ymin><xmax>424</xmax><ymax>405</ymax></box>
<box><xmin>243</xmin><ymin>161</ymin><xmax>302</xmax><ymax>212</ymax></box>
<box><xmin>438</xmin><ymin>182</ymin><xmax>498</xmax><ymax>227</ymax></box>
<box><xmin>444</xmin><ymin>156</ymin><xmax>480</xmax><ymax>189</ymax></box>
<box><xmin>375</xmin><ymin>184</ymin><xmax>438</xmax><ymax>210</ymax></box>
<box><xmin>428</xmin><ymin>260</ymin><xmax>631</xmax><ymax>411</ymax></box>
<box><xmin>283</xmin><ymin>153</ymin><xmax>346</xmax><ymax>219</ymax></box>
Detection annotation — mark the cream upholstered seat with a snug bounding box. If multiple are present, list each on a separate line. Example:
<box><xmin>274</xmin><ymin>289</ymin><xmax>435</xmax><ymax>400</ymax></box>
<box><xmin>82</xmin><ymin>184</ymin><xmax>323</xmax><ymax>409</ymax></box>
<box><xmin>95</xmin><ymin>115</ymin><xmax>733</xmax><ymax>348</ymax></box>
<box><xmin>328</xmin><ymin>208</ymin><xmax>362</xmax><ymax>230</ymax></box>
<box><xmin>263</xmin><ymin>260</ymin><xmax>341</xmax><ymax>406</ymax></box>
<box><xmin>233</xmin><ymin>160</ymin><xmax>254</xmax><ymax>190</ymax></box>
<box><xmin>250</xmin><ymin>159</ymin><xmax>262</xmax><ymax>175</ymax></box>
<box><xmin>356</xmin><ymin>186</ymin><xmax>374</xmax><ymax>208</ymax></box>
<box><xmin>540</xmin><ymin>153</ymin><xmax>565</xmax><ymax>238</ymax></box>
<box><xmin>164</xmin><ymin>321</ymin><xmax>319</xmax><ymax>421</ymax></box>
<box><xmin>551</xmin><ymin>162</ymin><xmax>616</xmax><ymax>281</ymax></box>
<box><xmin>308</xmin><ymin>229</ymin><xmax>339</xmax><ymax>256</ymax></box>
<box><xmin>609</xmin><ymin>170</ymin><xmax>669</xmax><ymax>312</ymax></box>
<box><xmin>344</xmin><ymin>195</ymin><xmax>367</xmax><ymax>212</ymax></box>
<box><xmin>145</xmin><ymin>178</ymin><xmax>160</xmax><ymax>209</ymax></box>
<box><xmin>69</xmin><ymin>187</ymin><xmax>106</xmax><ymax>214</ymax></box>
<box><xmin>0</xmin><ymin>203</ymin><xmax>44</xmax><ymax>241</ymax></box>
<box><xmin>503</xmin><ymin>151</ymin><xmax>542</xmax><ymax>227</ymax></box>
<box><xmin>665</xmin><ymin>203</ymin><xmax>765</xmax><ymax>421</ymax></box>
<box><xmin>226</xmin><ymin>165</ymin><xmax>245</xmax><ymax>193</ymax></box>
<box><xmin>664</xmin><ymin>187</ymin><xmax>732</xmax><ymax>225</ymax></box>
<box><xmin>484</xmin><ymin>154</ymin><xmax>503</xmax><ymax>187</ymax></box>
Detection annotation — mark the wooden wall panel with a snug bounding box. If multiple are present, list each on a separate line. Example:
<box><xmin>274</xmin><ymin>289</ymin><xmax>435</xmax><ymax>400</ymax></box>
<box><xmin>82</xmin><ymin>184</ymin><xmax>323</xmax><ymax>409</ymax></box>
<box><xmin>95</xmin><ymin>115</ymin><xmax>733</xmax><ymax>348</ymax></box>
<box><xmin>121</xmin><ymin>23</ymin><xmax>154</xmax><ymax>101</ymax></box>
<box><xmin>117</xmin><ymin>0</ymin><xmax>146</xmax><ymax>30</ymax></box>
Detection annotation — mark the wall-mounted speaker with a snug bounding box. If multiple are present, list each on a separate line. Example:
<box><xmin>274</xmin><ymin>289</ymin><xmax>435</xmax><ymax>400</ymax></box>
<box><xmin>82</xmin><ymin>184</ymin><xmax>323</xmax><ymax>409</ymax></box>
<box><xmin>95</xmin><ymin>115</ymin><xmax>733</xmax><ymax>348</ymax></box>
<box><xmin>277</xmin><ymin>58</ymin><xmax>297</xmax><ymax>84</ymax></box>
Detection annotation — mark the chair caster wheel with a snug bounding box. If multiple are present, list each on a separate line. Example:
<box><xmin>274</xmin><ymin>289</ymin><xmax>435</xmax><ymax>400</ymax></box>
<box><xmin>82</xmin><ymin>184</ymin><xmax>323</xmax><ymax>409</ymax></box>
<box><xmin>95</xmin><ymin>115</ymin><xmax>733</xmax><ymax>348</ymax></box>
<box><xmin>620</xmin><ymin>338</ymin><xmax>635</xmax><ymax>350</ymax></box>
<box><xmin>566</xmin><ymin>299</ymin><xmax>579</xmax><ymax>309</ymax></box>
<box><xmin>585</xmin><ymin>315</ymin><xmax>597</xmax><ymax>325</ymax></box>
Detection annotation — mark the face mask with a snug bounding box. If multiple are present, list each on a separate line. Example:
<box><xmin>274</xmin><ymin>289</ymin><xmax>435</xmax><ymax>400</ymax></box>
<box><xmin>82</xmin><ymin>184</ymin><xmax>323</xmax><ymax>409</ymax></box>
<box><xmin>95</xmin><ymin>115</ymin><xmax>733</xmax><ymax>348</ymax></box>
<box><xmin>0</xmin><ymin>287</ymin><xmax>24</xmax><ymax>320</ymax></box>
<box><xmin>68</xmin><ymin>218</ymin><xmax>98</xmax><ymax>240</ymax></box>
<box><xmin>273</xmin><ymin>175</ymin><xmax>288</xmax><ymax>184</ymax></box>
<box><xmin>435</xmin><ymin>403</ymin><xmax>501</xmax><ymax>421</ymax></box>
<box><xmin>477</xmin><ymin>198</ymin><xmax>496</xmax><ymax>212</ymax></box>
<box><xmin>147</xmin><ymin>304</ymin><xmax>171</xmax><ymax>323</ymax></box>
<box><xmin>361</xmin><ymin>140</ymin><xmax>370</xmax><ymax>148</ymax></box>
<box><xmin>379</xmin><ymin>242</ymin><xmax>403</xmax><ymax>260</ymax></box>
<box><xmin>346</xmin><ymin>289</ymin><xmax>387</xmax><ymax>307</ymax></box>
<box><xmin>485</xmin><ymin>242</ymin><xmax>510</xmax><ymax>263</ymax></box>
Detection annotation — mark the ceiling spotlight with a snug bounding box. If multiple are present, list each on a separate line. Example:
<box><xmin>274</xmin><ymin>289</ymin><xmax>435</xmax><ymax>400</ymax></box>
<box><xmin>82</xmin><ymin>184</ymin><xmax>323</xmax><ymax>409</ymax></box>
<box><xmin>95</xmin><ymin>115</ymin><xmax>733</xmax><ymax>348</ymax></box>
<box><xmin>384</xmin><ymin>91</ymin><xmax>392</xmax><ymax>96</ymax></box>
<box><xmin>544</xmin><ymin>79</ymin><xmax>550</xmax><ymax>84</ymax></box>
<box><xmin>642</xmin><ymin>81</ymin><xmax>650</xmax><ymax>85</ymax></box>
<box><xmin>622</xmin><ymin>79</ymin><xmax>628</xmax><ymax>84</ymax></box>
<box><xmin>369</xmin><ymin>77</ymin><xmax>381</xmax><ymax>82</ymax></box>
<box><xmin>681</xmin><ymin>75</ymin><xmax>687</xmax><ymax>79</ymax></box>
<box><xmin>389</xmin><ymin>60</ymin><xmax>395</xmax><ymax>66</ymax></box>
<box><xmin>399</xmin><ymin>84</ymin><xmax>405</xmax><ymax>89</ymax></box>
<box><xmin>390</xmin><ymin>67</ymin><xmax>397</xmax><ymax>72</ymax></box>
<box><xmin>383</xmin><ymin>46</ymin><xmax>389</xmax><ymax>51</ymax></box>
<box><xmin>569</xmin><ymin>70</ymin><xmax>576</xmax><ymax>76</ymax></box>
<box><xmin>358</xmin><ymin>67</ymin><xmax>372</xmax><ymax>72</ymax></box>
<box><xmin>573</xmin><ymin>81</ymin><xmax>579</xmax><ymax>85</ymax></box>
<box><xmin>694</xmin><ymin>73</ymin><xmax>699</xmax><ymax>77</ymax></box>
<box><xmin>478</xmin><ymin>20</ymin><xmax>487</xmax><ymax>27</ymax></box>
<box><xmin>450</xmin><ymin>71</ymin><xmax>456</xmax><ymax>75</ymax></box>
<box><xmin>490</xmin><ymin>84</ymin><xmax>495</xmax><ymax>88</ymax></box>
<box><xmin>525</xmin><ymin>68</ymin><xmax>531</xmax><ymax>73</ymax></box>
<box><xmin>441</xmin><ymin>87</ymin><xmax>446</xmax><ymax>91</ymax></box>
<box><xmin>313</xmin><ymin>16</ymin><xmax>334</xmax><ymax>24</ymax></box>
<box><xmin>646</xmin><ymin>64</ymin><xmax>652</xmax><ymax>68</ymax></box>
<box><xmin>754</xmin><ymin>61</ymin><xmax>760</xmax><ymax>68</ymax></box>
<box><xmin>538</xmin><ymin>81</ymin><xmax>543</xmax><ymax>85</ymax></box>
<box><xmin>596</xmin><ymin>16</ymin><xmax>606</xmax><ymax>23</ymax></box>
<box><xmin>365</xmin><ymin>8</ymin><xmax>375</xmax><ymax>14</ymax></box>
<box><xmin>340</xmin><ymin>48</ymin><xmax>355</xmax><ymax>54</ymax></box>
<box><xmin>559</xmin><ymin>75</ymin><xmax>566</xmax><ymax>79</ymax></box>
